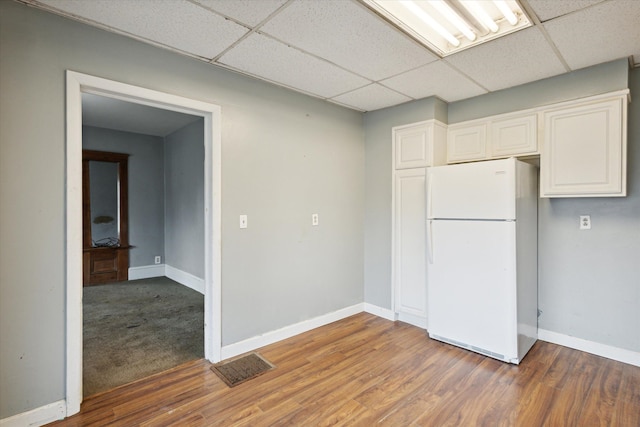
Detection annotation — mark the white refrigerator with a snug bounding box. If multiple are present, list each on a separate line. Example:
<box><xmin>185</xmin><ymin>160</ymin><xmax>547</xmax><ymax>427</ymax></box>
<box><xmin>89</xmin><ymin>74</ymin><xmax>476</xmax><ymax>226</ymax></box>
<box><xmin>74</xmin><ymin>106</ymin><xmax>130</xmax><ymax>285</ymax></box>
<box><xmin>426</xmin><ymin>158</ymin><xmax>538</xmax><ymax>364</ymax></box>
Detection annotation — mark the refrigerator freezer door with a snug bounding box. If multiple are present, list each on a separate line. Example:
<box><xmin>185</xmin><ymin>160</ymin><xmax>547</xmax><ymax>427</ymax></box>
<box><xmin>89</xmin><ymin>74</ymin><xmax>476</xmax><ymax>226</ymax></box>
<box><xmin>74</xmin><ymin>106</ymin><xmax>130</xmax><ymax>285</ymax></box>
<box><xmin>427</xmin><ymin>158</ymin><xmax>516</xmax><ymax>220</ymax></box>
<box><xmin>427</xmin><ymin>220</ymin><xmax>518</xmax><ymax>361</ymax></box>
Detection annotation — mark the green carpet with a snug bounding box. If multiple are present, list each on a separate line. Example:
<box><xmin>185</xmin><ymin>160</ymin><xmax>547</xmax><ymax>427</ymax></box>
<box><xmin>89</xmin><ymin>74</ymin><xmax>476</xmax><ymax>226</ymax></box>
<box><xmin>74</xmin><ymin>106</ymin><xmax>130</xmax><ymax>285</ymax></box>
<box><xmin>83</xmin><ymin>276</ymin><xmax>204</xmax><ymax>397</ymax></box>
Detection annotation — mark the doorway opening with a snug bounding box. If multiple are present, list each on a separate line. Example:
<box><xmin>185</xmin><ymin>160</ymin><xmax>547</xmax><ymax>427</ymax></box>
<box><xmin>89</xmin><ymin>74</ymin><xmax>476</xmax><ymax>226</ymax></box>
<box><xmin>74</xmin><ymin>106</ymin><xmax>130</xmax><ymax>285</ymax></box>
<box><xmin>81</xmin><ymin>95</ymin><xmax>205</xmax><ymax>396</ymax></box>
<box><xmin>65</xmin><ymin>71</ymin><xmax>222</xmax><ymax>416</ymax></box>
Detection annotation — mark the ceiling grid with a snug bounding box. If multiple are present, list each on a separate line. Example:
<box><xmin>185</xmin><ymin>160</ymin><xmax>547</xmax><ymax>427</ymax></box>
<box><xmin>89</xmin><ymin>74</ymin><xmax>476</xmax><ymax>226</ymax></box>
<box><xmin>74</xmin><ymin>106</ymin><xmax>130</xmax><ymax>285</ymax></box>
<box><xmin>23</xmin><ymin>0</ymin><xmax>639</xmax><ymax>112</ymax></box>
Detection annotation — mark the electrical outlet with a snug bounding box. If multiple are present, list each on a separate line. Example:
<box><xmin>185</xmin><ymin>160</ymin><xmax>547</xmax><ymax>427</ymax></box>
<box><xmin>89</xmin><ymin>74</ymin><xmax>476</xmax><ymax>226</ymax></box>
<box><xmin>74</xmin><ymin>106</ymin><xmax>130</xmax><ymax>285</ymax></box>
<box><xmin>239</xmin><ymin>214</ymin><xmax>248</xmax><ymax>229</ymax></box>
<box><xmin>580</xmin><ymin>215</ymin><xmax>591</xmax><ymax>230</ymax></box>
<box><xmin>312</xmin><ymin>213</ymin><xmax>319</xmax><ymax>226</ymax></box>
<box><xmin>154</xmin><ymin>256</ymin><xmax>161</xmax><ymax>265</ymax></box>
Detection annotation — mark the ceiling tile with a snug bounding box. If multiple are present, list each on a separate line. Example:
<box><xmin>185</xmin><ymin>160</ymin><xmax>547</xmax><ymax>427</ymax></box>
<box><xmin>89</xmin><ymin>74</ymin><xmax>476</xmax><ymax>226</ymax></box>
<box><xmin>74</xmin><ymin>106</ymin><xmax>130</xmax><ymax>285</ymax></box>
<box><xmin>193</xmin><ymin>0</ymin><xmax>288</xmax><ymax>27</ymax></box>
<box><xmin>37</xmin><ymin>0</ymin><xmax>248</xmax><ymax>59</ymax></box>
<box><xmin>543</xmin><ymin>0</ymin><xmax>640</xmax><ymax>70</ymax></box>
<box><xmin>445</xmin><ymin>27</ymin><xmax>567</xmax><ymax>92</ymax></box>
<box><xmin>527</xmin><ymin>0</ymin><xmax>606</xmax><ymax>22</ymax></box>
<box><xmin>260</xmin><ymin>0</ymin><xmax>438</xmax><ymax>81</ymax></box>
<box><xmin>218</xmin><ymin>33</ymin><xmax>370</xmax><ymax>99</ymax></box>
<box><xmin>381</xmin><ymin>61</ymin><xmax>487</xmax><ymax>102</ymax></box>
<box><xmin>330</xmin><ymin>84</ymin><xmax>411</xmax><ymax>112</ymax></box>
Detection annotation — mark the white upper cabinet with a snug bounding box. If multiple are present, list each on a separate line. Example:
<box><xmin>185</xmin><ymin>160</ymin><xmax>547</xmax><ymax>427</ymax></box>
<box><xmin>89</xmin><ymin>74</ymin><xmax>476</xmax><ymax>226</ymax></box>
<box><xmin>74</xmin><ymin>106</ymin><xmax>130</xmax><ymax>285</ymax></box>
<box><xmin>447</xmin><ymin>122</ymin><xmax>487</xmax><ymax>163</ymax></box>
<box><xmin>490</xmin><ymin>113</ymin><xmax>538</xmax><ymax>158</ymax></box>
<box><xmin>448</xmin><ymin>112</ymin><xmax>539</xmax><ymax>163</ymax></box>
<box><xmin>540</xmin><ymin>93</ymin><xmax>628</xmax><ymax>198</ymax></box>
<box><xmin>445</xmin><ymin>89</ymin><xmax>629</xmax><ymax>198</ymax></box>
<box><xmin>394</xmin><ymin>120</ymin><xmax>447</xmax><ymax>169</ymax></box>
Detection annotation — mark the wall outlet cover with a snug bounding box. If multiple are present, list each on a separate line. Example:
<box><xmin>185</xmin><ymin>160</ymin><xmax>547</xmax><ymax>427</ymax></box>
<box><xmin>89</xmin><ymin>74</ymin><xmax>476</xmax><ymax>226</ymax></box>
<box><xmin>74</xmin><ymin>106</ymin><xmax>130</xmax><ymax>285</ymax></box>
<box><xmin>580</xmin><ymin>215</ymin><xmax>591</xmax><ymax>230</ymax></box>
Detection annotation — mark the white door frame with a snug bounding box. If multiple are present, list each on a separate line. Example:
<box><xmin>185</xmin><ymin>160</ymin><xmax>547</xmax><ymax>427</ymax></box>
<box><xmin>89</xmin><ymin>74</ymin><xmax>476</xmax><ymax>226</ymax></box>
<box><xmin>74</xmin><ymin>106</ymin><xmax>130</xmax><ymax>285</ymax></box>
<box><xmin>65</xmin><ymin>70</ymin><xmax>222</xmax><ymax>416</ymax></box>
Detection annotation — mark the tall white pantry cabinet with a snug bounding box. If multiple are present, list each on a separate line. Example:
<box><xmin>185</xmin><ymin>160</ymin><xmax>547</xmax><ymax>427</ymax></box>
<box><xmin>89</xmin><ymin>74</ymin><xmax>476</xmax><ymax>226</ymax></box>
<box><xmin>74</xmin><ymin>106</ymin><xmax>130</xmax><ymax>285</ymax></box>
<box><xmin>392</xmin><ymin>120</ymin><xmax>447</xmax><ymax>328</ymax></box>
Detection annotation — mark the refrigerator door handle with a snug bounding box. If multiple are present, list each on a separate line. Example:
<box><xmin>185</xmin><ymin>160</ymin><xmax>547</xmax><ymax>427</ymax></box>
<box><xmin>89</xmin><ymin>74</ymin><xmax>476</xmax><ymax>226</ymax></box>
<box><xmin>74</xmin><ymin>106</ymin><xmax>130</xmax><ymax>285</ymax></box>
<box><xmin>427</xmin><ymin>219</ymin><xmax>434</xmax><ymax>264</ymax></box>
<box><xmin>427</xmin><ymin>171</ymin><xmax>434</xmax><ymax>264</ymax></box>
<box><xmin>427</xmin><ymin>171</ymin><xmax>433</xmax><ymax>220</ymax></box>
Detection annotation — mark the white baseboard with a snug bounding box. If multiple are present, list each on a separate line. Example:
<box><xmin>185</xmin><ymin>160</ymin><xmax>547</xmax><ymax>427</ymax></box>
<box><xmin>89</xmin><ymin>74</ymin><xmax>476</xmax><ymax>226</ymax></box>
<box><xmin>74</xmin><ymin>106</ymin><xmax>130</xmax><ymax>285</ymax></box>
<box><xmin>220</xmin><ymin>303</ymin><xmax>364</xmax><ymax>360</ymax></box>
<box><xmin>362</xmin><ymin>304</ymin><xmax>426</xmax><ymax>329</ymax></box>
<box><xmin>165</xmin><ymin>265</ymin><xmax>204</xmax><ymax>295</ymax></box>
<box><xmin>0</xmin><ymin>400</ymin><xmax>65</xmax><ymax>427</ymax></box>
<box><xmin>128</xmin><ymin>264</ymin><xmax>165</xmax><ymax>280</ymax></box>
<box><xmin>538</xmin><ymin>328</ymin><xmax>640</xmax><ymax>367</ymax></box>
<box><xmin>127</xmin><ymin>264</ymin><xmax>204</xmax><ymax>295</ymax></box>
<box><xmin>396</xmin><ymin>312</ymin><xmax>427</xmax><ymax>329</ymax></box>
<box><xmin>363</xmin><ymin>303</ymin><xmax>396</xmax><ymax>321</ymax></box>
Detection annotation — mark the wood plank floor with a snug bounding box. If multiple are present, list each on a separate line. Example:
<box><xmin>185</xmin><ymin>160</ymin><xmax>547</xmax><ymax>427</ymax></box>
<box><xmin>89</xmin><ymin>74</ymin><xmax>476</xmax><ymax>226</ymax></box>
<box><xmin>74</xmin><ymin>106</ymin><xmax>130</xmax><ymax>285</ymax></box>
<box><xmin>49</xmin><ymin>313</ymin><xmax>640</xmax><ymax>426</ymax></box>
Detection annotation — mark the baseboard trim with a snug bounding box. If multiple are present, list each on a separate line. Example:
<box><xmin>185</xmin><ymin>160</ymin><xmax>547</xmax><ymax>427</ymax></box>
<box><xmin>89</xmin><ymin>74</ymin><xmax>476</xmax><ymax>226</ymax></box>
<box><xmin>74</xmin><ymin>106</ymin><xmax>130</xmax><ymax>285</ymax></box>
<box><xmin>396</xmin><ymin>312</ymin><xmax>427</xmax><ymax>329</ymax></box>
<box><xmin>0</xmin><ymin>400</ymin><xmax>65</xmax><ymax>427</ymax></box>
<box><xmin>220</xmin><ymin>303</ymin><xmax>364</xmax><ymax>360</ymax></box>
<box><xmin>538</xmin><ymin>328</ymin><xmax>640</xmax><ymax>367</ymax></box>
<box><xmin>165</xmin><ymin>265</ymin><xmax>204</xmax><ymax>295</ymax></box>
<box><xmin>128</xmin><ymin>264</ymin><xmax>165</xmax><ymax>280</ymax></box>
<box><xmin>363</xmin><ymin>303</ymin><xmax>396</xmax><ymax>321</ymax></box>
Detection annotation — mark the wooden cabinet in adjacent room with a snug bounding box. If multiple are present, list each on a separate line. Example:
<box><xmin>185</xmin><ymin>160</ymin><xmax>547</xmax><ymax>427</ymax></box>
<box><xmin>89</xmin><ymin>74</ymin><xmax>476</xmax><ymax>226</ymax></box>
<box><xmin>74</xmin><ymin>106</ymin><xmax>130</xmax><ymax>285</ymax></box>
<box><xmin>83</xmin><ymin>149</ymin><xmax>131</xmax><ymax>286</ymax></box>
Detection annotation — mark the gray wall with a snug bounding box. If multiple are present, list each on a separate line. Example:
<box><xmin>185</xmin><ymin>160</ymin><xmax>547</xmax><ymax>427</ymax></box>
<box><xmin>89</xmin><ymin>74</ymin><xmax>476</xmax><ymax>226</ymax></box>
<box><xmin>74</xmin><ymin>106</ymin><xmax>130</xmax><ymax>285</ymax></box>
<box><xmin>164</xmin><ymin>119</ymin><xmax>205</xmax><ymax>278</ymax></box>
<box><xmin>2</xmin><ymin>0</ymin><xmax>636</xmax><ymax>420</ymax></box>
<box><xmin>83</xmin><ymin>126</ymin><xmax>166</xmax><ymax>268</ymax></box>
<box><xmin>538</xmin><ymin>67</ymin><xmax>639</xmax><ymax>353</ymax></box>
<box><xmin>0</xmin><ymin>1</ymin><xmax>363</xmax><ymax>418</ymax></box>
<box><xmin>447</xmin><ymin>59</ymin><xmax>629</xmax><ymax>123</ymax></box>
<box><xmin>363</xmin><ymin>59</ymin><xmax>640</xmax><ymax>354</ymax></box>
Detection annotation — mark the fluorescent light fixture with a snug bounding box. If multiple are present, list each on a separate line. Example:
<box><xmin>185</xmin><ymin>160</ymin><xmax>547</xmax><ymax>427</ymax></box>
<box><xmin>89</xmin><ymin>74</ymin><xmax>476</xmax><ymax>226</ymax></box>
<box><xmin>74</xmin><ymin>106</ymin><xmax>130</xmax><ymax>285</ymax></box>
<box><xmin>431</xmin><ymin>0</ymin><xmax>476</xmax><ymax>41</ymax></box>
<box><xmin>493</xmin><ymin>0</ymin><xmax>518</xmax><ymax>25</ymax></box>
<box><xmin>401</xmin><ymin>0</ymin><xmax>460</xmax><ymax>47</ymax></box>
<box><xmin>361</xmin><ymin>0</ymin><xmax>531</xmax><ymax>57</ymax></box>
<box><xmin>461</xmin><ymin>0</ymin><xmax>499</xmax><ymax>33</ymax></box>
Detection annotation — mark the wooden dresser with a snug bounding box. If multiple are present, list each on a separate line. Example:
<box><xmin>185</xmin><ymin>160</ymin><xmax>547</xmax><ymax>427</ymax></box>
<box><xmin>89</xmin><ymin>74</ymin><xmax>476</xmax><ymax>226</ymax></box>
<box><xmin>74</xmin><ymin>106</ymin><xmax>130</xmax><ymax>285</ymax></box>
<box><xmin>82</xmin><ymin>149</ymin><xmax>130</xmax><ymax>286</ymax></box>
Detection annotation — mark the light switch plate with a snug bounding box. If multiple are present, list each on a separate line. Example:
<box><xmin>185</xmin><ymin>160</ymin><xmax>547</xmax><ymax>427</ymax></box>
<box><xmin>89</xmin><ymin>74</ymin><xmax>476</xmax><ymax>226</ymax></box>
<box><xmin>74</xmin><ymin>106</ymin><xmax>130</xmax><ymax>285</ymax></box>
<box><xmin>239</xmin><ymin>214</ymin><xmax>248</xmax><ymax>229</ymax></box>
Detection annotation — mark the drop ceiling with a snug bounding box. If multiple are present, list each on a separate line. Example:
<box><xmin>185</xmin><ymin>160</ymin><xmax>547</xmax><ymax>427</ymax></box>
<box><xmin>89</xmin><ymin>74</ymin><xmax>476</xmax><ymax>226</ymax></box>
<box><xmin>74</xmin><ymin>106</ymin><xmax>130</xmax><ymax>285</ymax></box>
<box><xmin>22</xmin><ymin>0</ymin><xmax>640</xmax><ymax>112</ymax></box>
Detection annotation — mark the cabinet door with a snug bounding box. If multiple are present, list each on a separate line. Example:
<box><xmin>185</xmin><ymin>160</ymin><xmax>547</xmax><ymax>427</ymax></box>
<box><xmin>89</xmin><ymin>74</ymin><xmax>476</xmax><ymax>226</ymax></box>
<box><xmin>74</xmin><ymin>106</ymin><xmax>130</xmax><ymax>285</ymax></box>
<box><xmin>393</xmin><ymin>168</ymin><xmax>427</xmax><ymax>327</ymax></box>
<box><xmin>491</xmin><ymin>113</ymin><xmax>537</xmax><ymax>157</ymax></box>
<box><xmin>447</xmin><ymin>123</ymin><xmax>487</xmax><ymax>163</ymax></box>
<box><xmin>541</xmin><ymin>98</ymin><xmax>625</xmax><ymax>197</ymax></box>
<box><xmin>394</xmin><ymin>122</ymin><xmax>432</xmax><ymax>169</ymax></box>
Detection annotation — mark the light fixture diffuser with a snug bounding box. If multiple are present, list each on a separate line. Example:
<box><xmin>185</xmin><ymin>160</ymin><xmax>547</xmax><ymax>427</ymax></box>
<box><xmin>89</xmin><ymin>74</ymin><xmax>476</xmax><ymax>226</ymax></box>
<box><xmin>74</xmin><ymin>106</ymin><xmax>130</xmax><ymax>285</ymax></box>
<box><xmin>361</xmin><ymin>0</ymin><xmax>532</xmax><ymax>57</ymax></box>
<box><xmin>432</xmin><ymin>0</ymin><xmax>476</xmax><ymax>41</ymax></box>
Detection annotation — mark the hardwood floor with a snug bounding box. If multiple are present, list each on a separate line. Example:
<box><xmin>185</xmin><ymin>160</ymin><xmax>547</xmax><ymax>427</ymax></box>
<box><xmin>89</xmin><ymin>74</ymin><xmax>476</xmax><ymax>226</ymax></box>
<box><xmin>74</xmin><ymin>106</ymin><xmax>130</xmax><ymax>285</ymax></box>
<box><xmin>49</xmin><ymin>313</ymin><xmax>640</xmax><ymax>426</ymax></box>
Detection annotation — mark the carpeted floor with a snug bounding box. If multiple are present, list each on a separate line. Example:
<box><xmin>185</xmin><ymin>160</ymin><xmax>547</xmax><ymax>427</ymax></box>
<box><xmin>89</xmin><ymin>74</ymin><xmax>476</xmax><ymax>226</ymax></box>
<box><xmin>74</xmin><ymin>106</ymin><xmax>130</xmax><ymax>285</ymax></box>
<box><xmin>83</xmin><ymin>276</ymin><xmax>204</xmax><ymax>397</ymax></box>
